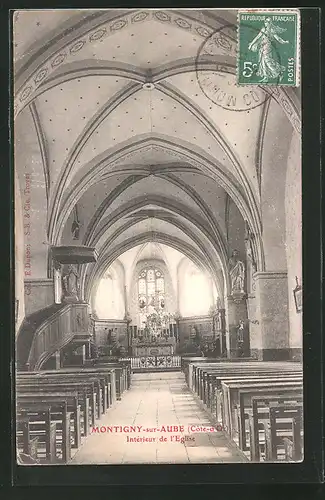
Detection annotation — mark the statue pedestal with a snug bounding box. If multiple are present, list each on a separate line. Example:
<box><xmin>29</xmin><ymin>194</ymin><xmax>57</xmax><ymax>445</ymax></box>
<box><xmin>63</xmin><ymin>295</ymin><xmax>79</xmax><ymax>303</ymax></box>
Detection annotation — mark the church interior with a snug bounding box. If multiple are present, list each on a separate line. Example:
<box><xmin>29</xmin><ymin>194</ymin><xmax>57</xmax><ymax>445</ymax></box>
<box><xmin>14</xmin><ymin>9</ymin><xmax>303</xmax><ymax>465</ymax></box>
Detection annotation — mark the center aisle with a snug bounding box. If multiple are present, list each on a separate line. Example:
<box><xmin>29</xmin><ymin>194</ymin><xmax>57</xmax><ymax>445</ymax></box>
<box><xmin>70</xmin><ymin>372</ymin><xmax>246</xmax><ymax>464</ymax></box>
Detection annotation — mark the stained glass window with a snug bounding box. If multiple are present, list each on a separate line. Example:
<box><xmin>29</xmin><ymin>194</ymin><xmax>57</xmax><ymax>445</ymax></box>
<box><xmin>156</xmin><ymin>278</ymin><xmax>164</xmax><ymax>292</ymax></box>
<box><xmin>138</xmin><ymin>268</ymin><xmax>165</xmax><ymax>313</ymax></box>
<box><xmin>139</xmin><ymin>278</ymin><xmax>146</xmax><ymax>294</ymax></box>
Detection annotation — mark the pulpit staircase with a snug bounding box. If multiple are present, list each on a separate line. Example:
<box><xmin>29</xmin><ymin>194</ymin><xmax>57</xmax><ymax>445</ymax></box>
<box><xmin>16</xmin><ymin>302</ymin><xmax>91</xmax><ymax>371</ymax></box>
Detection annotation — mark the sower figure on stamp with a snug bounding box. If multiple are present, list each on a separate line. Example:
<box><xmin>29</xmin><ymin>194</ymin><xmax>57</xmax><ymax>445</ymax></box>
<box><xmin>248</xmin><ymin>17</ymin><xmax>289</xmax><ymax>83</ymax></box>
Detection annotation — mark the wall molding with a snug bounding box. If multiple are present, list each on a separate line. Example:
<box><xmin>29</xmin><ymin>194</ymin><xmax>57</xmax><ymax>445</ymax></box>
<box><xmin>24</xmin><ymin>278</ymin><xmax>53</xmax><ymax>285</ymax></box>
<box><xmin>253</xmin><ymin>271</ymin><xmax>288</xmax><ymax>280</ymax></box>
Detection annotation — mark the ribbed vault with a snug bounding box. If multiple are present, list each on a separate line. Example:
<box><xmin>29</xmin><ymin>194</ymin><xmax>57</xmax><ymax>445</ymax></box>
<box><xmin>14</xmin><ymin>8</ymin><xmax>299</xmax><ymax>312</ymax></box>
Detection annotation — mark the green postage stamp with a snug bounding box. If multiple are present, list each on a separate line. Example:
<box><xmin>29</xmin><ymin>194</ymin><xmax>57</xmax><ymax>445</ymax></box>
<box><xmin>237</xmin><ymin>10</ymin><xmax>300</xmax><ymax>86</ymax></box>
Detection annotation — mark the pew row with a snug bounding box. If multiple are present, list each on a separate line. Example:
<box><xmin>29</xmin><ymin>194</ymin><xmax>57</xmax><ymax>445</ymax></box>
<box><xmin>16</xmin><ymin>362</ymin><xmax>131</xmax><ymax>464</ymax></box>
<box><xmin>184</xmin><ymin>359</ymin><xmax>303</xmax><ymax>462</ymax></box>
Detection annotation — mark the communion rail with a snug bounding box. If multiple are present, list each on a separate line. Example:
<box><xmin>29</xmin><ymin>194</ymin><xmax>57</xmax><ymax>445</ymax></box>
<box><xmin>119</xmin><ymin>355</ymin><xmax>181</xmax><ymax>372</ymax></box>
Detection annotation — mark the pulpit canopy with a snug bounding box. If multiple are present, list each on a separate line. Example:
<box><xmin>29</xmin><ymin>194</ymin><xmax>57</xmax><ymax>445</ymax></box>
<box><xmin>51</xmin><ymin>245</ymin><xmax>98</xmax><ymax>264</ymax></box>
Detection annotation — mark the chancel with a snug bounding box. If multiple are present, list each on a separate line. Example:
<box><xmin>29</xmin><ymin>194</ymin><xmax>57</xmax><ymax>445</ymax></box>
<box><xmin>14</xmin><ymin>8</ymin><xmax>302</xmax><ymax>466</ymax></box>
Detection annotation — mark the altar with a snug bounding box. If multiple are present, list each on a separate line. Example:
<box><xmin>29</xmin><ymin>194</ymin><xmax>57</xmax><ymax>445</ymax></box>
<box><xmin>131</xmin><ymin>341</ymin><xmax>175</xmax><ymax>357</ymax></box>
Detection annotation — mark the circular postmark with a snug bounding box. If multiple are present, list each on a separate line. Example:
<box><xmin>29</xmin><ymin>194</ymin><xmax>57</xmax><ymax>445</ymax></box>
<box><xmin>196</xmin><ymin>22</ymin><xmax>282</xmax><ymax>112</ymax></box>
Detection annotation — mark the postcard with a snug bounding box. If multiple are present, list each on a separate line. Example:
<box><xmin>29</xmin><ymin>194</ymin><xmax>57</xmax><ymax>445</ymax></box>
<box><xmin>13</xmin><ymin>8</ymin><xmax>303</xmax><ymax>466</ymax></box>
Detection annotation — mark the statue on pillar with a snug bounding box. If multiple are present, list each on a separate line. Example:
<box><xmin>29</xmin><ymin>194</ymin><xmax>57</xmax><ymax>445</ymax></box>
<box><xmin>229</xmin><ymin>249</ymin><xmax>245</xmax><ymax>295</ymax></box>
<box><xmin>71</xmin><ymin>205</ymin><xmax>81</xmax><ymax>240</ymax></box>
<box><xmin>62</xmin><ymin>264</ymin><xmax>80</xmax><ymax>302</ymax></box>
<box><xmin>71</xmin><ymin>220</ymin><xmax>81</xmax><ymax>240</ymax></box>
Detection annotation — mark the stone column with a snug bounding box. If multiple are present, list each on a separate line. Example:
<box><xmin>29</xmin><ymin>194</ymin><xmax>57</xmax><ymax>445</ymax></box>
<box><xmin>225</xmin><ymin>295</ymin><xmax>248</xmax><ymax>358</ymax></box>
<box><xmin>54</xmin><ymin>350</ymin><xmax>61</xmax><ymax>369</ymax></box>
<box><xmin>219</xmin><ymin>309</ymin><xmax>227</xmax><ymax>357</ymax></box>
<box><xmin>125</xmin><ymin>317</ymin><xmax>132</xmax><ymax>355</ymax></box>
<box><xmin>81</xmin><ymin>345</ymin><xmax>86</xmax><ymax>365</ymax></box>
<box><xmin>53</xmin><ymin>260</ymin><xmax>62</xmax><ymax>304</ymax></box>
<box><xmin>246</xmin><ymin>291</ymin><xmax>259</xmax><ymax>357</ymax></box>
<box><xmin>251</xmin><ymin>271</ymin><xmax>290</xmax><ymax>360</ymax></box>
<box><xmin>85</xmin><ymin>341</ymin><xmax>89</xmax><ymax>359</ymax></box>
<box><xmin>124</xmin><ymin>286</ymin><xmax>128</xmax><ymax>317</ymax></box>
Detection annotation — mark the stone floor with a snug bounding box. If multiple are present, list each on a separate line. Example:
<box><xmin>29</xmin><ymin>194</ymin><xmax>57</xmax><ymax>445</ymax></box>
<box><xmin>70</xmin><ymin>372</ymin><xmax>246</xmax><ymax>464</ymax></box>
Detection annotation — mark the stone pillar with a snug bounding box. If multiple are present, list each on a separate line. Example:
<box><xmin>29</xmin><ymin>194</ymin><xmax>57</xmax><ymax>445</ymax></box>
<box><xmin>81</xmin><ymin>345</ymin><xmax>86</xmax><ymax>365</ymax></box>
<box><xmin>246</xmin><ymin>291</ymin><xmax>259</xmax><ymax>356</ymax></box>
<box><xmin>225</xmin><ymin>295</ymin><xmax>248</xmax><ymax>358</ymax></box>
<box><xmin>54</xmin><ymin>265</ymin><xmax>62</xmax><ymax>304</ymax></box>
<box><xmin>85</xmin><ymin>341</ymin><xmax>92</xmax><ymax>359</ymax></box>
<box><xmin>54</xmin><ymin>350</ymin><xmax>61</xmax><ymax>369</ymax></box>
<box><xmin>126</xmin><ymin>319</ymin><xmax>131</xmax><ymax>355</ymax></box>
<box><xmin>219</xmin><ymin>309</ymin><xmax>227</xmax><ymax>357</ymax></box>
<box><xmin>124</xmin><ymin>286</ymin><xmax>128</xmax><ymax>318</ymax></box>
<box><xmin>251</xmin><ymin>271</ymin><xmax>290</xmax><ymax>360</ymax></box>
<box><xmin>175</xmin><ymin>320</ymin><xmax>180</xmax><ymax>344</ymax></box>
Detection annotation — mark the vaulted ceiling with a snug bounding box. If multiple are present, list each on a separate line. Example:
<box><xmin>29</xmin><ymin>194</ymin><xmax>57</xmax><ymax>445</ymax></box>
<box><xmin>14</xmin><ymin>9</ymin><xmax>300</xmax><ymax>300</ymax></box>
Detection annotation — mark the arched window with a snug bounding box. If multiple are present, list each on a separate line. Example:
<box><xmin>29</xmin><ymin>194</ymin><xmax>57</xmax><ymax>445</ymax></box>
<box><xmin>179</xmin><ymin>262</ymin><xmax>213</xmax><ymax>317</ymax></box>
<box><xmin>138</xmin><ymin>268</ymin><xmax>165</xmax><ymax>317</ymax></box>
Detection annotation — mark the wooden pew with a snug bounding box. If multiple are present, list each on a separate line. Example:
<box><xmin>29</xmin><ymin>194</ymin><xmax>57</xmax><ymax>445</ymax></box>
<box><xmin>190</xmin><ymin>362</ymin><xmax>301</xmax><ymax>408</ymax></box>
<box><xmin>17</xmin><ymin>370</ymin><xmax>117</xmax><ymax>425</ymax></box>
<box><xmin>184</xmin><ymin>359</ymin><xmax>303</xmax><ymax>462</ymax></box>
<box><xmin>38</xmin><ymin>365</ymin><xmax>125</xmax><ymax>402</ymax></box>
<box><xmin>204</xmin><ymin>368</ymin><xmax>302</xmax><ymax>410</ymax></box>
<box><xmin>18</xmin><ymin>368</ymin><xmax>116</xmax><ymax>409</ymax></box>
<box><xmin>191</xmin><ymin>360</ymin><xmax>276</xmax><ymax>388</ymax></box>
<box><xmin>16</xmin><ymin>361</ymin><xmax>130</xmax><ymax>462</ymax></box>
<box><xmin>17</xmin><ymin>391</ymin><xmax>81</xmax><ymax>449</ymax></box>
<box><xmin>17</xmin><ymin>379</ymin><xmax>95</xmax><ymax>434</ymax></box>
<box><xmin>248</xmin><ymin>392</ymin><xmax>303</xmax><ymax>461</ymax></box>
<box><xmin>200</xmin><ymin>362</ymin><xmax>301</xmax><ymax>391</ymax></box>
<box><xmin>183</xmin><ymin>357</ymin><xmax>255</xmax><ymax>390</ymax></box>
<box><xmin>263</xmin><ymin>402</ymin><xmax>303</xmax><ymax>461</ymax></box>
<box><xmin>186</xmin><ymin>363</ymin><xmax>302</xmax><ymax>437</ymax></box>
<box><xmin>236</xmin><ymin>384</ymin><xmax>302</xmax><ymax>451</ymax></box>
<box><xmin>16</xmin><ymin>400</ymin><xmax>71</xmax><ymax>462</ymax></box>
<box><xmin>213</xmin><ymin>374</ymin><xmax>301</xmax><ymax>427</ymax></box>
<box><xmin>221</xmin><ymin>379</ymin><xmax>302</xmax><ymax>441</ymax></box>
<box><xmin>17</xmin><ymin>415</ymin><xmax>51</xmax><ymax>462</ymax></box>
<box><xmin>90</xmin><ymin>361</ymin><xmax>131</xmax><ymax>396</ymax></box>
<box><xmin>18</xmin><ymin>374</ymin><xmax>108</xmax><ymax>417</ymax></box>
<box><xmin>196</xmin><ymin>364</ymin><xmax>301</xmax><ymax>402</ymax></box>
<box><xmin>208</xmin><ymin>370</ymin><xmax>301</xmax><ymax>414</ymax></box>
<box><xmin>191</xmin><ymin>361</ymin><xmax>301</xmax><ymax>397</ymax></box>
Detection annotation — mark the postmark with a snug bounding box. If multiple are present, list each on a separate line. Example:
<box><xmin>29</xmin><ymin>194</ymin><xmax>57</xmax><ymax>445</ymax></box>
<box><xmin>237</xmin><ymin>10</ymin><xmax>300</xmax><ymax>86</ymax></box>
<box><xmin>196</xmin><ymin>24</ymin><xmax>271</xmax><ymax>112</ymax></box>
